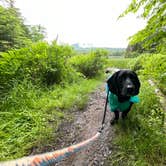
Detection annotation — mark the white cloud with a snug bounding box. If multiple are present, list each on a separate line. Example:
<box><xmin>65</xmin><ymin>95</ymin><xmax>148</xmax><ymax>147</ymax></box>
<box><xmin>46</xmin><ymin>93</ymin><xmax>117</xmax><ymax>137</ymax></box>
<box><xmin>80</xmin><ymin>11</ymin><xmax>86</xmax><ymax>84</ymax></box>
<box><xmin>15</xmin><ymin>0</ymin><xmax>146</xmax><ymax>48</ymax></box>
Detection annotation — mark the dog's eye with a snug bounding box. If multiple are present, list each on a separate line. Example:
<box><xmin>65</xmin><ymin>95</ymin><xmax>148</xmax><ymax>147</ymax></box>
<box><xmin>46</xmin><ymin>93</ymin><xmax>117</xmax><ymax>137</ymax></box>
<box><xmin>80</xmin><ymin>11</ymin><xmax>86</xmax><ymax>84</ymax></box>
<box><xmin>121</xmin><ymin>75</ymin><xmax>127</xmax><ymax>81</ymax></box>
<box><xmin>129</xmin><ymin>75</ymin><xmax>135</xmax><ymax>81</ymax></box>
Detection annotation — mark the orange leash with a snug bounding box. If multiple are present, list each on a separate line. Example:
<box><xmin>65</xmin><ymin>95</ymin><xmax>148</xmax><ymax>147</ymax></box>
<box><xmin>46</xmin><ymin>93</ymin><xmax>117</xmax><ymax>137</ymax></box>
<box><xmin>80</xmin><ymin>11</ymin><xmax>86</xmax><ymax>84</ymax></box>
<box><xmin>0</xmin><ymin>132</ymin><xmax>101</xmax><ymax>166</ymax></box>
<box><xmin>0</xmin><ymin>91</ymin><xmax>108</xmax><ymax>166</ymax></box>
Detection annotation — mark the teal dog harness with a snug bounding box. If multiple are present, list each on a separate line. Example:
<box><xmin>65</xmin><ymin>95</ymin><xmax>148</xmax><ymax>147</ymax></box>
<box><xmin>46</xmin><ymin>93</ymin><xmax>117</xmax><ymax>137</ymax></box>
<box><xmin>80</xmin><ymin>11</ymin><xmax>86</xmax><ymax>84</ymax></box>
<box><xmin>106</xmin><ymin>84</ymin><xmax>139</xmax><ymax>112</ymax></box>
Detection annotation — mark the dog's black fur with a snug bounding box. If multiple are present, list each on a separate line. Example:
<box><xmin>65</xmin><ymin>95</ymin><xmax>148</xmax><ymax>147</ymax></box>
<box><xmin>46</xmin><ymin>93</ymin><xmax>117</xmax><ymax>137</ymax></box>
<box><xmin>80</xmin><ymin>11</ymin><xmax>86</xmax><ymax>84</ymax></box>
<box><xmin>107</xmin><ymin>69</ymin><xmax>141</xmax><ymax>124</ymax></box>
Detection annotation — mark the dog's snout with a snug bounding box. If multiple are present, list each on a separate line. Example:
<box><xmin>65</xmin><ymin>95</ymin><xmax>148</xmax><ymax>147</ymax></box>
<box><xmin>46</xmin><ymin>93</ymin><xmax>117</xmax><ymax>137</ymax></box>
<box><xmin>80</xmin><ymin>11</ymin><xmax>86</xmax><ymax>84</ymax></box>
<box><xmin>127</xmin><ymin>85</ymin><xmax>135</xmax><ymax>93</ymax></box>
<box><xmin>127</xmin><ymin>84</ymin><xmax>134</xmax><ymax>89</ymax></box>
<box><xmin>127</xmin><ymin>86</ymin><xmax>134</xmax><ymax>91</ymax></box>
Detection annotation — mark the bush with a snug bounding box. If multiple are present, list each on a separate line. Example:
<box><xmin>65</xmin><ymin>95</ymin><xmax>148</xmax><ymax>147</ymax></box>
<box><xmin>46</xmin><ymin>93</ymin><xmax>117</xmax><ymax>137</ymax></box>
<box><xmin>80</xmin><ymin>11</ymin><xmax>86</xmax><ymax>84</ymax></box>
<box><xmin>129</xmin><ymin>53</ymin><xmax>166</xmax><ymax>94</ymax></box>
<box><xmin>43</xmin><ymin>42</ymin><xmax>76</xmax><ymax>85</ymax></box>
<box><xmin>0</xmin><ymin>42</ymin><xmax>77</xmax><ymax>91</ymax></box>
<box><xmin>69</xmin><ymin>49</ymin><xmax>108</xmax><ymax>78</ymax></box>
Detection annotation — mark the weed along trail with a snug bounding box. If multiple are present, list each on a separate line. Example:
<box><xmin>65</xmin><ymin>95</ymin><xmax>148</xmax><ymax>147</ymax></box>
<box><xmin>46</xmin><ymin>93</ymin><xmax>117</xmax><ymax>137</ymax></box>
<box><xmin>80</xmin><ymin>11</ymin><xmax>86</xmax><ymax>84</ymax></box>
<box><xmin>55</xmin><ymin>84</ymin><xmax>114</xmax><ymax>166</ymax></box>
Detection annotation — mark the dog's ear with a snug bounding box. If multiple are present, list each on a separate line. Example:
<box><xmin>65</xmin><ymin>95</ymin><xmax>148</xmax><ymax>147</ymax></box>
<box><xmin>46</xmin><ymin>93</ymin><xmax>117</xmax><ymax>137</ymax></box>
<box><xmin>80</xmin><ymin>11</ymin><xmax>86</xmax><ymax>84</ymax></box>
<box><xmin>107</xmin><ymin>71</ymin><xmax>120</xmax><ymax>95</ymax></box>
<box><xmin>133</xmin><ymin>72</ymin><xmax>141</xmax><ymax>94</ymax></box>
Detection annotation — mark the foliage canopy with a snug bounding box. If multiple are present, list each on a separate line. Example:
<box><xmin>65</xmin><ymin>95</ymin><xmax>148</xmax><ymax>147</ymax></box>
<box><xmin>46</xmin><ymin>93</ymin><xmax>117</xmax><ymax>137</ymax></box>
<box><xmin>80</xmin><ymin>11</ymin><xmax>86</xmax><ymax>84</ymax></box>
<box><xmin>121</xmin><ymin>0</ymin><xmax>166</xmax><ymax>53</ymax></box>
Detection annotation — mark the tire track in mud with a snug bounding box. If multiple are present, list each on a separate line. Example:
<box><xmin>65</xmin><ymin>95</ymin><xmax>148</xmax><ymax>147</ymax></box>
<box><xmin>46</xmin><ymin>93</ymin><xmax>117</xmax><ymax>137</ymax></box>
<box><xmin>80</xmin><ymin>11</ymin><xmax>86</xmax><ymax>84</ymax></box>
<box><xmin>55</xmin><ymin>84</ymin><xmax>114</xmax><ymax>166</ymax></box>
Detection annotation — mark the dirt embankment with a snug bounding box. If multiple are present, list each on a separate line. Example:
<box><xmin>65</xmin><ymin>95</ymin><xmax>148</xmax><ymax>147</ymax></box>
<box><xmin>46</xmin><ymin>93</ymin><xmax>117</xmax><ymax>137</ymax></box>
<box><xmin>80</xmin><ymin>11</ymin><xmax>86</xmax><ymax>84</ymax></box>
<box><xmin>55</xmin><ymin>84</ymin><xmax>114</xmax><ymax>166</ymax></box>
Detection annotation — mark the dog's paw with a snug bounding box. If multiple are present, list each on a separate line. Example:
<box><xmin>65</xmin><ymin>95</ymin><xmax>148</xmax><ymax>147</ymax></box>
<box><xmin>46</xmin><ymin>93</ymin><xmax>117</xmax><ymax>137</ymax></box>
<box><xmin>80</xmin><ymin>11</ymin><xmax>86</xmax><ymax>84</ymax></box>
<box><xmin>122</xmin><ymin>112</ymin><xmax>128</xmax><ymax>119</ymax></box>
<box><xmin>110</xmin><ymin>118</ymin><xmax>118</xmax><ymax>125</ymax></box>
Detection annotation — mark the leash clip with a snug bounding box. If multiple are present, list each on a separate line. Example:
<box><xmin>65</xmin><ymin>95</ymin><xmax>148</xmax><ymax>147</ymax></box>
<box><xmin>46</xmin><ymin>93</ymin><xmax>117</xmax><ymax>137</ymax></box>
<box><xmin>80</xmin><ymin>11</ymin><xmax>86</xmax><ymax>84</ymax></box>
<box><xmin>98</xmin><ymin>124</ymin><xmax>105</xmax><ymax>133</ymax></box>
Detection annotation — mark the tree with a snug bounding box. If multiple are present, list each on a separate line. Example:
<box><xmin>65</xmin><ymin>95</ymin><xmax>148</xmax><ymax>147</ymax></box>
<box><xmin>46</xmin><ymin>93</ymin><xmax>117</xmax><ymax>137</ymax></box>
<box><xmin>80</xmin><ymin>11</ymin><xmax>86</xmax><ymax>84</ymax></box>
<box><xmin>0</xmin><ymin>4</ymin><xmax>46</xmax><ymax>52</ymax></box>
<box><xmin>28</xmin><ymin>25</ymin><xmax>46</xmax><ymax>42</ymax></box>
<box><xmin>0</xmin><ymin>5</ymin><xmax>31</xmax><ymax>51</ymax></box>
<box><xmin>0</xmin><ymin>0</ymin><xmax>15</xmax><ymax>8</ymax></box>
<box><xmin>120</xmin><ymin>0</ymin><xmax>166</xmax><ymax>53</ymax></box>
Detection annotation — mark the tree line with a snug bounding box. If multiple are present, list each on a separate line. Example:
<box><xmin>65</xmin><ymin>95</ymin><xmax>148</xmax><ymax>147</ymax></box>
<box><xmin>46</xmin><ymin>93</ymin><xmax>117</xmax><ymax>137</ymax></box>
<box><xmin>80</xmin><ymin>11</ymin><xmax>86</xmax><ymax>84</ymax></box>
<box><xmin>0</xmin><ymin>0</ymin><xmax>165</xmax><ymax>56</ymax></box>
<box><xmin>0</xmin><ymin>0</ymin><xmax>46</xmax><ymax>52</ymax></box>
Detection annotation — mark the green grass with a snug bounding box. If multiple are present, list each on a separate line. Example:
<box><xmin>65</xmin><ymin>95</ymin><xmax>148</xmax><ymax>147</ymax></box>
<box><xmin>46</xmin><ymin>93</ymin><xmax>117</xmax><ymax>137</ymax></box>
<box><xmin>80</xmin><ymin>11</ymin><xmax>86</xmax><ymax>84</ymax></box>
<box><xmin>1</xmin><ymin>55</ymin><xmax>165</xmax><ymax>165</ymax></box>
<box><xmin>104</xmin><ymin>58</ymin><xmax>132</xmax><ymax>69</ymax></box>
<box><xmin>0</xmin><ymin>43</ymin><xmax>107</xmax><ymax>161</ymax></box>
<box><xmin>105</xmin><ymin>68</ymin><xmax>166</xmax><ymax>165</ymax></box>
<box><xmin>0</xmin><ymin>78</ymin><xmax>102</xmax><ymax>161</ymax></box>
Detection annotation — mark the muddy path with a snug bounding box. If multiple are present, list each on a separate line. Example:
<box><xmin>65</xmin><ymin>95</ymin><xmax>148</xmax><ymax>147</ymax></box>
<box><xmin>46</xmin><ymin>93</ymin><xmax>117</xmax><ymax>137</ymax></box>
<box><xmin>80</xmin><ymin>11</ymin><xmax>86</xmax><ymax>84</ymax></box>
<box><xmin>55</xmin><ymin>84</ymin><xmax>114</xmax><ymax>166</ymax></box>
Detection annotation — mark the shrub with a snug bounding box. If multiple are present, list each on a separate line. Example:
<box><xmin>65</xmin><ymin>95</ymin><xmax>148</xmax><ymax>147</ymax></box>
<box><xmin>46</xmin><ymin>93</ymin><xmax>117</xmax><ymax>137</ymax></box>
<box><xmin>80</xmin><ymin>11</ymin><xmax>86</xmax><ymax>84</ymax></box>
<box><xmin>129</xmin><ymin>53</ymin><xmax>166</xmax><ymax>94</ymax></box>
<box><xmin>0</xmin><ymin>42</ymin><xmax>76</xmax><ymax>90</ymax></box>
<box><xmin>69</xmin><ymin>49</ymin><xmax>108</xmax><ymax>78</ymax></box>
<box><xmin>43</xmin><ymin>42</ymin><xmax>76</xmax><ymax>85</ymax></box>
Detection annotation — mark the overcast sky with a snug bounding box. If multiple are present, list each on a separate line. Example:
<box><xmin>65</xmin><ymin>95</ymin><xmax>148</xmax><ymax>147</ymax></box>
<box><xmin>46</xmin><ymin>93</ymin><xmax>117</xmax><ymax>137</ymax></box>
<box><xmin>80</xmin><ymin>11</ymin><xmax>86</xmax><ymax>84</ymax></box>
<box><xmin>15</xmin><ymin>0</ymin><xmax>146</xmax><ymax>48</ymax></box>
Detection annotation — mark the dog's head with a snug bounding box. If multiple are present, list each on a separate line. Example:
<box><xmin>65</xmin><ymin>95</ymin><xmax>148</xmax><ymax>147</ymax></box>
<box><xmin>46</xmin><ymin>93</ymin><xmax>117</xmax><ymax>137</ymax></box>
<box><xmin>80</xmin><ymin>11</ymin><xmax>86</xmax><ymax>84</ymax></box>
<box><xmin>107</xmin><ymin>69</ymin><xmax>140</xmax><ymax>99</ymax></box>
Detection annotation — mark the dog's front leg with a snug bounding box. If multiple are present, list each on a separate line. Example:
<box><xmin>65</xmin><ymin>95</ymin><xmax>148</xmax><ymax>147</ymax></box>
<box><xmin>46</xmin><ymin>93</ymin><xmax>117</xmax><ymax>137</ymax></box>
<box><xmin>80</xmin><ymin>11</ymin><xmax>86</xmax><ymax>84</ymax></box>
<box><xmin>122</xmin><ymin>102</ymin><xmax>133</xmax><ymax>119</ymax></box>
<box><xmin>110</xmin><ymin>110</ymin><xmax>119</xmax><ymax>125</ymax></box>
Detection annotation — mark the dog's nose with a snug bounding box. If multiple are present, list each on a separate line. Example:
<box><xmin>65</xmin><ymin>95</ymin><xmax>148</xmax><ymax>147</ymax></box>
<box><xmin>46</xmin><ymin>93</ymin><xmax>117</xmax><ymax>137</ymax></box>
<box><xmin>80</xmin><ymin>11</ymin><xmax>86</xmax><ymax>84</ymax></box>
<box><xmin>127</xmin><ymin>85</ymin><xmax>134</xmax><ymax>93</ymax></box>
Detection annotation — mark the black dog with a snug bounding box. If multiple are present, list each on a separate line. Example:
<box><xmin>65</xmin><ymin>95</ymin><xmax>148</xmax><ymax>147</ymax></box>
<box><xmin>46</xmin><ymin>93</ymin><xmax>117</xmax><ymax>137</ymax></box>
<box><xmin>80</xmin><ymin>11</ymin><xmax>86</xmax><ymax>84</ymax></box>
<box><xmin>106</xmin><ymin>69</ymin><xmax>141</xmax><ymax>125</ymax></box>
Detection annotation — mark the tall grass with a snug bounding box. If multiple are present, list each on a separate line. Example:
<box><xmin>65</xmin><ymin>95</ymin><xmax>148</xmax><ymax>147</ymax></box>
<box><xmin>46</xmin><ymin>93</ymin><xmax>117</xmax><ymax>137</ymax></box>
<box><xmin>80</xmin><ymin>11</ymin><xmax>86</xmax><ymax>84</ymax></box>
<box><xmin>0</xmin><ymin>78</ymin><xmax>102</xmax><ymax>161</ymax></box>
<box><xmin>106</xmin><ymin>79</ymin><xmax>165</xmax><ymax>165</ymax></box>
<box><xmin>105</xmin><ymin>57</ymin><xmax>166</xmax><ymax>165</ymax></box>
<box><xmin>0</xmin><ymin>42</ymin><xmax>107</xmax><ymax>161</ymax></box>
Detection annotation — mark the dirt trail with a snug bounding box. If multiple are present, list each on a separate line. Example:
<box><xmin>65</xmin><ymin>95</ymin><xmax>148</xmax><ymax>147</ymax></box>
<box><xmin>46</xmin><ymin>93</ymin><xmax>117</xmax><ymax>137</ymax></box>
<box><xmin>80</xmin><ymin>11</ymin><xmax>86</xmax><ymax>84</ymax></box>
<box><xmin>54</xmin><ymin>70</ymin><xmax>165</xmax><ymax>166</ymax></box>
<box><xmin>55</xmin><ymin>84</ymin><xmax>114</xmax><ymax>166</ymax></box>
